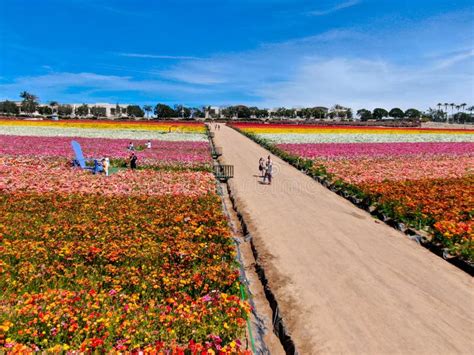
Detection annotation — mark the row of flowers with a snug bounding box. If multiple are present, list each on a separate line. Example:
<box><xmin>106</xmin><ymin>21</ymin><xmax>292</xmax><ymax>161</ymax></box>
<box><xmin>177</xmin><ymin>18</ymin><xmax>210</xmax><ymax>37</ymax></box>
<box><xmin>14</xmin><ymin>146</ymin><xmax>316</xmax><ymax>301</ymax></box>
<box><xmin>277</xmin><ymin>142</ymin><xmax>474</xmax><ymax>159</ymax></box>
<box><xmin>313</xmin><ymin>155</ymin><xmax>473</xmax><ymax>183</ymax></box>
<box><xmin>0</xmin><ymin>135</ymin><xmax>211</xmax><ymax>169</ymax></box>
<box><xmin>0</xmin><ymin>122</ymin><xmax>252</xmax><ymax>352</ymax></box>
<box><xmin>255</xmin><ymin>132</ymin><xmax>474</xmax><ymax>143</ymax></box>
<box><xmin>0</xmin><ymin>192</ymin><xmax>250</xmax><ymax>352</ymax></box>
<box><xmin>0</xmin><ymin>157</ymin><xmax>215</xmax><ymax>197</ymax></box>
<box><xmin>0</xmin><ymin>125</ymin><xmax>207</xmax><ymax>141</ymax></box>
<box><xmin>0</xmin><ymin>120</ymin><xmax>206</xmax><ymax>133</ymax></box>
<box><xmin>235</xmin><ymin>122</ymin><xmax>474</xmax><ymax>135</ymax></box>
<box><xmin>231</xmin><ymin>123</ymin><xmax>474</xmax><ymax>263</ymax></box>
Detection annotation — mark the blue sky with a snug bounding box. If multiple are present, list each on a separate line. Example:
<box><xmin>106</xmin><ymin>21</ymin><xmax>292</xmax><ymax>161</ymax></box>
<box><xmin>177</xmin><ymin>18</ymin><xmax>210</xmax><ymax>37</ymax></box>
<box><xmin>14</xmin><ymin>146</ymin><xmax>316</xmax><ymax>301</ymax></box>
<box><xmin>0</xmin><ymin>0</ymin><xmax>473</xmax><ymax>109</ymax></box>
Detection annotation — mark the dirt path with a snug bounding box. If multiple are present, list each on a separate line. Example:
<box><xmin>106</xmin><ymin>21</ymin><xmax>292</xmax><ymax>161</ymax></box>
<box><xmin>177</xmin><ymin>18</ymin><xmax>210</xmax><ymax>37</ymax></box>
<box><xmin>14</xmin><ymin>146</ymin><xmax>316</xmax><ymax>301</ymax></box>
<box><xmin>212</xmin><ymin>124</ymin><xmax>473</xmax><ymax>354</ymax></box>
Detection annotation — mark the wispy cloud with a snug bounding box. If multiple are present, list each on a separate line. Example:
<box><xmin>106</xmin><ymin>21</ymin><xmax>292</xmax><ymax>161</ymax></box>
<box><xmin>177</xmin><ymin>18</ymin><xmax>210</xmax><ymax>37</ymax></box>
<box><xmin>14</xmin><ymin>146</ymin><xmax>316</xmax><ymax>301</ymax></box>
<box><xmin>434</xmin><ymin>48</ymin><xmax>474</xmax><ymax>69</ymax></box>
<box><xmin>308</xmin><ymin>0</ymin><xmax>360</xmax><ymax>16</ymax></box>
<box><xmin>0</xmin><ymin>72</ymin><xmax>210</xmax><ymax>103</ymax></box>
<box><xmin>118</xmin><ymin>52</ymin><xmax>201</xmax><ymax>60</ymax></box>
<box><xmin>159</xmin><ymin>13</ymin><xmax>474</xmax><ymax>109</ymax></box>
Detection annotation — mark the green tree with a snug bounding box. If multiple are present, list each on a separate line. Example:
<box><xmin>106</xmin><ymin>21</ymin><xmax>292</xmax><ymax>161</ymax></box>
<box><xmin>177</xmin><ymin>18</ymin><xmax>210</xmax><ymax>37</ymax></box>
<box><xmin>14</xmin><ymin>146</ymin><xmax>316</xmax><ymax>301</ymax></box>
<box><xmin>357</xmin><ymin>109</ymin><xmax>372</xmax><ymax>121</ymax></box>
<box><xmin>467</xmin><ymin>106</ymin><xmax>474</xmax><ymax>116</ymax></box>
<box><xmin>389</xmin><ymin>108</ymin><xmax>404</xmax><ymax>119</ymax></box>
<box><xmin>154</xmin><ymin>103</ymin><xmax>175</xmax><ymax>119</ymax></box>
<box><xmin>312</xmin><ymin>107</ymin><xmax>327</xmax><ymax>119</ymax></box>
<box><xmin>453</xmin><ymin>112</ymin><xmax>470</xmax><ymax>124</ymax></box>
<box><xmin>255</xmin><ymin>108</ymin><xmax>269</xmax><ymax>119</ymax></box>
<box><xmin>346</xmin><ymin>108</ymin><xmax>353</xmax><ymax>120</ymax></box>
<box><xmin>234</xmin><ymin>105</ymin><xmax>251</xmax><ymax>119</ymax></box>
<box><xmin>75</xmin><ymin>104</ymin><xmax>89</xmax><ymax>117</ymax></box>
<box><xmin>90</xmin><ymin>106</ymin><xmax>107</xmax><ymax>118</ymax></box>
<box><xmin>58</xmin><ymin>104</ymin><xmax>73</xmax><ymax>117</ymax></box>
<box><xmin>38</xmin><ymin>106</ymin><xmax>53</xmax><ymax>115</ymax></box>
<box><xmin>221</xmin><ymin>107</ymin><xmax>234</xmax><ymax>119</ymax></box>
<box><xmin>20</xmin><ymin>91</ymin><xmax>39</xmax><ymax>114</ymax></box>
<box><xmin>127</xmin><ymin>105</ymin><xmax>145</xmax><ymax>118</ymax></box>
<box><xmin>372</xmin><ymin>108</ymin><xmax>389</xmax><ymax>120</ymax></box>
<box><xmin>0</xmin><ymin>100</ymin><xmax>20</xmax><ymax>115</ymax></box>
<box><xmin>404</xmin><ymin>108</ymin><xmax>421</xmax><ymax>119</ymax></box>
<box><xmin>191</xmin><ymin>108</ymin><xmax>205</xmax><ymax>118</ymax></box>
<box><xmin>174</xmin><ymin>104</ymin><xmax>191</xmax><ymax>119</ymax></box>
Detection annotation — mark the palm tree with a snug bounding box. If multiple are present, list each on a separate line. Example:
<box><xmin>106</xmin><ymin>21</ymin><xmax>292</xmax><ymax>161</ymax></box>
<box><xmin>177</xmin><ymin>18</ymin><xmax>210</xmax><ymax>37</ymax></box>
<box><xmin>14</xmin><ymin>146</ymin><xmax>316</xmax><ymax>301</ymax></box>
<box><xmin>455</xmin><ymin>104</ymin><xmax>461</xmax><ymax>113</ymax></box>
<box><xmin>444</xmin><ymin>103</ymin><xmax>449</xmax><ymax>122</ymax></box>
<box><xmin>467</xmin><ymin>106</ymin><xmax>474</xmax><ymax>117</ymax></box>
<box><xmin>460</xmin><ymin>103</ymin><xmax>467</xmax><ymax>113</ymax></box>
<box><xmin>437</xmin><ymin>103</ymin><xmax>442</xmax><ymax>112</ymax></box>
<box><xmin>143</xmin><ymin>105</ymin><xmax>152</xmax><ymax>120</ymax></box>
<box><xmin>449</xmin><ymin>103</ymin><xmax>455</xmax><ymax>122</ymax></box>
<box><xmin>49</xmin><ymin>101</ymin><xmax>58</xmax><ymax>113</ymax></box>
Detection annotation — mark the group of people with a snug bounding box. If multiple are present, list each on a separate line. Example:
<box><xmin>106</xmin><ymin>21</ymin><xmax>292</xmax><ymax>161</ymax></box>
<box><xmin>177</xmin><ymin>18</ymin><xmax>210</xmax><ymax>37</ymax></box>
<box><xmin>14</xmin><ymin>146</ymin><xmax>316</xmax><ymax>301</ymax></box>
<box><xmin>125</xmin><ymin>140</ymin><xmax>152</xmax><ymax>170</ymax></box>
<box><xmin>127</xmin><ymin>140</ymin><xmax>152</xmax><ymax>151</ymax></box>
<box><xmin>259</xmin><ymin>156</ymin><xmax>273</xmax><ymax>185</ymax></box>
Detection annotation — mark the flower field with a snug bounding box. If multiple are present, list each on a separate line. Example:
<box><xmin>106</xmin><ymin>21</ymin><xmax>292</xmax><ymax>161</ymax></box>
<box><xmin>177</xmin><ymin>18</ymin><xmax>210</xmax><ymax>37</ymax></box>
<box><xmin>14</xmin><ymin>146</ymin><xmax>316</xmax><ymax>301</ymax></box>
<box><xmin>0</xmin><ymin>121</ymin><xmax>251</xmax><ymax>353</ymax></box>
<box><xmin>233</xmin><ymin>123</ymin><xmax>474</xmax><ymax>262</ymax></box>
<box><xmin>0</xmin><ymin>120</ymin><xmax>206</xmax><ymax>141</ymax></box>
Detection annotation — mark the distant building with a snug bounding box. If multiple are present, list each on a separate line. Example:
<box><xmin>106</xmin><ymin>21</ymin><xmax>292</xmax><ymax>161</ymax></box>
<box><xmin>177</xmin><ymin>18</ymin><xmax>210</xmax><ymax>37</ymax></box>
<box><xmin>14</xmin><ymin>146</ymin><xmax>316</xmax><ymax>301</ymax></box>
<box><xmin>13</xmin><ymin>102</ymin><xmax>131</xmax><ymax>118</ymax></box>
<box><xmin>69</xmin><ymin>103</ymin><xmax>130</xmax><ymax>118</ymax></box>
<box><xmin>205</xmin><ymin>106</ymin><xmax>222</xmax><ymax>119</ymax></box>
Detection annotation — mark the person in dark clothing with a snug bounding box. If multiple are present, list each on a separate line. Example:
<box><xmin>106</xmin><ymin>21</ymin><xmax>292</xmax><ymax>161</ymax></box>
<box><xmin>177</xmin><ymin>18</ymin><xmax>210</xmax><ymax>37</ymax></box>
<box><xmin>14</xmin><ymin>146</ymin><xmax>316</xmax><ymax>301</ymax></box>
<box><xmin>130</xmin><ymin>153</ymin><xmax>138</xmax><ymax>170</ymax></box>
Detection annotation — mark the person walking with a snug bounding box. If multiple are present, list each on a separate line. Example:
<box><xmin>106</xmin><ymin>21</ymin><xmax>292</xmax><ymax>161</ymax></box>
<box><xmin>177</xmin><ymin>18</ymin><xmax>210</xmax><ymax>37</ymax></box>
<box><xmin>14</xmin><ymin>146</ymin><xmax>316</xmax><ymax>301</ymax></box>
<box><xmin>130</xmin><ymin>153</ymin><xmax>138</xmax><ymax>170</ymax></box>
<box><xmin>146</xmin><ymin>140</ymin><xmax>152</xmax><ymax>149</ymax></box>
<box><xmin>265</xmin><ymin>156</ymin><xmax>273</xmax><ymax>185</ymax></box>
<box><xmin>258</xmin><ymin>157</ymin><xmax>265</xmax><ymax>177</ymax></box>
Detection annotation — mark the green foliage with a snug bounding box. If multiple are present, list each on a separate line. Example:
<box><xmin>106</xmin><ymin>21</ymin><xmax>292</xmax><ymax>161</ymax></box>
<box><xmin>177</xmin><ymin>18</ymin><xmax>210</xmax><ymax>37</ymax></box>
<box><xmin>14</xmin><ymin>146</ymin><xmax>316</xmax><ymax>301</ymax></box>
<box><xmin>19</xmin><ymin>91</ymin><xmax>39</xmax><ymax>114</ymax></box>
<box><xmin>0</xmin><ymin>100</ymin><xmax>20</xmax><ymax>115</ymax></box>
<box><xmin>75</xmin><ymin>104</ymin><xmax>89</xmax><ymax>117</ymax></box>
<box><xmin>389</xmin><ymin>108</ymin><xmax>404</xmax><ymax>119</ymax></box>
<box><xmin>154</xmin><ymin>103</ymin><xmax>176</xmax><ymax>118</ymax></box>
<box><xmin>90</xmin><ymin>106</ymin><xmax>107</xmax><ymax>117</ymax></box>
<box><xmin>372</xmin><ymin>108</ymin><xmax>389</xmax><ymax>120</ymax></box>
<box><xmin>453</xmin><ymin>112</ymin><xmax>471</xmax><ymax>123</ymax></box>
<box><xmin>57</xmin><ymin>105</ymin><xmax>73</xmax><ymax>117</ymax></box>
<box><xmin>127</xmin><ymin>105</ymin><xmax>145</xmax><ymax>118</ymax></box>
<box><xmin>404</xmin><ymin>108</ymin><xmax>421</xmax><ymax>119</ymax></box>
<box><xmin>357</xmin><ymin>109</ymin><xmax>372</xmax><ymax>121</ymax></box>
<box><xmin>174</xmin><ymin>105</ymin><xmax>191</xmax><ymax>118</ymax></box>
<box><xmin>38</xmin><ymin>106</ymin><xmax>53</xmax><ymax>115</ymax></box>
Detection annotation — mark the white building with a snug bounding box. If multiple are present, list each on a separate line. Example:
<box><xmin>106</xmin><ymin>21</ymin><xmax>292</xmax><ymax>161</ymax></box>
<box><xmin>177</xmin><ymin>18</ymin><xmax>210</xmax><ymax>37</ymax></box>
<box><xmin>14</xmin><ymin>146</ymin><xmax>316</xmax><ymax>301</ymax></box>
<box><xmin>14</xmin><ymin>102</ymin><xmax>131</xmax><ymax>118</ymax></box>
<box><xmin>69</xmin><ymin>103</ymin><xmax>130</xmax><ymax>118</ymax></box>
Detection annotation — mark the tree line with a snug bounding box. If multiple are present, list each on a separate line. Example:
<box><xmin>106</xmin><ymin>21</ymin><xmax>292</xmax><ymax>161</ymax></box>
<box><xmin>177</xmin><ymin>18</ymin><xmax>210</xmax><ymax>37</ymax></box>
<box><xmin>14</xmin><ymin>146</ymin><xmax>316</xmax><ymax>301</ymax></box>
<box><xmin>0</xmin><ymin>92</ymin><xmax>473</xmax><ymax>122</ymax></box>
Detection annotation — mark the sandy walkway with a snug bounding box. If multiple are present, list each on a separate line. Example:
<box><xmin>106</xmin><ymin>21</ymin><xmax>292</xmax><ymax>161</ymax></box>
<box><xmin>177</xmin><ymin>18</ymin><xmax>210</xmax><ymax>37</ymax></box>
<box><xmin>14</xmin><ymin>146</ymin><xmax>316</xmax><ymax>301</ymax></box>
<box><xmin>213</xmin><ymin>124</ymin><xmax>474</xmax><ymax>354</ymax></box>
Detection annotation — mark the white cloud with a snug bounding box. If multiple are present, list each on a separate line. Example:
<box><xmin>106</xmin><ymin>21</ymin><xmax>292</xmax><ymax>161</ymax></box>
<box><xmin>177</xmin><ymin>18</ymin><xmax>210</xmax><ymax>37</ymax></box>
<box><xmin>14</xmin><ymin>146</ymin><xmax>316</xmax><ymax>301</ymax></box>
<box><xmin>158</xmin><ymin>14</ymin><xmax>474</xmax><ymax>110</ymax></box>
<box><xmin>308</xmin><ymin>0</ymin><xmax>360</xmax><ymax>16</ymax></box>
<box><xmin>0</xmin><ymin>72</ymin><xmax>210</xmax><ymax>103</ymax></box>
<box><xmin>254</xmin><ymin>57</ymin><xmax>474</xmax><ymax>110</ymax></box>
<box><xmin>434</xmin><ymin>49</ymin><xmax>474</xmax><ymax>69</ymax></box>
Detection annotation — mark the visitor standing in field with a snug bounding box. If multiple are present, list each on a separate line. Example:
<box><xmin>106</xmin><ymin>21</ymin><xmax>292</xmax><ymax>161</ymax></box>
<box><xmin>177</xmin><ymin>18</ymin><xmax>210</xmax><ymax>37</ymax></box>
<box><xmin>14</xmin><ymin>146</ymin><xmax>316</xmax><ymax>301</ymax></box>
<box><xmin>258</xmin><ymin>157</ymin><xmax>265</xmax><ymax>177</ymax></box>
<box><xmin>128</xmin><ymin>142</ymin><xmax>134</xmax><ymax>151</ymax></box>
<box><xmin>102</xmin><ymin>157</ymin><xmax>110</xmax><ymax>176</ymax></box>
<box><xmin>130</xmin><ymin>153</ymin><xmax>138</xmax><ymax>170</ymax></box>
<box><xmin>265</xmin><ymin>156</ymin><xmax>273</xmax><ymax>185</ymax></box>
<box><xmin>146</xmin><ymin>140</ymin><xmax>152</xmax><ymax>149</ymax></box>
